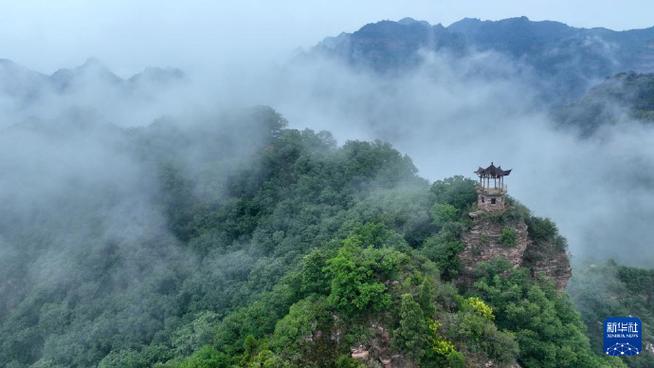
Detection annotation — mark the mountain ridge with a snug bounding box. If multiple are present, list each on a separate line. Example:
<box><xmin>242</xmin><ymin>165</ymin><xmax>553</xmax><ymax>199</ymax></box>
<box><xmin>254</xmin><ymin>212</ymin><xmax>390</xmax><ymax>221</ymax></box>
<box><xmin>0</xmin><ymin>57</ymin><xmax>185</xmax><ymax>101</ymax></box>
<box><xmin>557</xmin><ymin>71</ymin><xmax>654</xmax><ymax>134</ymax></box>
<box><xmin>308</xmin><ymin>16</ymin><xmax>654</xmax><ymax>100</ymax></box>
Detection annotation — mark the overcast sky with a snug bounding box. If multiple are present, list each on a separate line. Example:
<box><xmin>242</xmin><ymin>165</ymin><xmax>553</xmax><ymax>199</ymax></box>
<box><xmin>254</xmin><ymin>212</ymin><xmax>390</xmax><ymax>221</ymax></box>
<box><xmin>1</xmin><ymin>0</ymin><xmax>653</xmax><ymax>75</ymax></box>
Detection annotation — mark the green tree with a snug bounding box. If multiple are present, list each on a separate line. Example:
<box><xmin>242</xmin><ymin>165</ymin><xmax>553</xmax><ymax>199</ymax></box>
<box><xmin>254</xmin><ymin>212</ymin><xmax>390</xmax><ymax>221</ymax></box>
<box><xmin>393</xmin><ymin>294</ymin><xmax>428</xmax><ymax>361</ymax></box>
<box><xmin>418</xmin><ymin>279</ymin><xmax>437</xmax><ymax>317</ymax></box>
<box><xmin>473</xmin><ymin>261</ymin><xmax>613</xmax><ymax>368</ymax></box>
<box><xmin>300</xmin><ymin>249</ymin><xmax>331</xmax><ymax>295</ymax></box>
<box><xmin>335</xmin><ymin>355</ymin><xmax>365</xmax><ymax>368</ymax></box>
<box><xmin>431</xmin><ymin>203</ymin><xmax>459</xmax><ymax>227</ymax></box>
<box><xmin>178</xmin><ymin>346</ymin><xmax>228</xmax><ymax>368</ymax></box>
<box><xmin>325</xmin><ymin>241</ymin><xmax>405</xmax><ymax>315</ymax></box>
<box><xmin>421</xmin><ymin>235</ymin><xmax>464</xmax><ymax>280</ymax></box>
<box><xmin>98</xmin><ymin>350</ymin><xmax>147</xmax><ymax>368</ymax></box>
<box><xmin>527</xmin><ymin>217</ymin><xmax>558</xmax><ymax>243</ymax></box>
<box><xmin>430</xmin><ymin>176</ymin><xmax>478</xmax><ymax>210</ymax></box>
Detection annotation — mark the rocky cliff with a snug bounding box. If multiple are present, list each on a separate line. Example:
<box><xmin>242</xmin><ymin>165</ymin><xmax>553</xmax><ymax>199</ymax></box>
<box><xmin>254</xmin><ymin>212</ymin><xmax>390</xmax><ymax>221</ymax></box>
<box><xmin>460</xmin><ymin>201</ymin><xmax>572</xmax><ymax>290</ymax></box>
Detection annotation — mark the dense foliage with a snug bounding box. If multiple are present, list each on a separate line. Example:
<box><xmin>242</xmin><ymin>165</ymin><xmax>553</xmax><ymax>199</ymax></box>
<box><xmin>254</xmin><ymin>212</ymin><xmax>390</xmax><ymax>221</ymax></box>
<box><xmin>0</xmin><ymin>107</ymin><xmax>627</xmax><ymax>367</ymax></box>
<box><xmin>570</xmin><ymin>261</ymin><xmax>654</xmax><ymax>368</ymax></box>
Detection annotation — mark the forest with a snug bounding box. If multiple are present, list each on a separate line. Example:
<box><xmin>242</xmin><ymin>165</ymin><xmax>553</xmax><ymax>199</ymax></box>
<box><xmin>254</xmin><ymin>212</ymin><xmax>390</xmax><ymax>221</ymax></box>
<box><xmin>2</xmin><ymin>6</ymin><xmax>654</xmax><ymax>368</ymax></box>
<box><xmin>1</xmin><ymin>107</ymin><xmax>648</xmax><ymax>367</ymax></box>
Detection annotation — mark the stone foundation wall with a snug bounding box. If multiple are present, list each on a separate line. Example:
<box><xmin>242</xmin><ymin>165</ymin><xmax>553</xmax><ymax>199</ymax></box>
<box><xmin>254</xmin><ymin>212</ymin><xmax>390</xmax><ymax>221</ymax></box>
<box><xmin>476</xmin><ymin>187</ymin><xmax>507</xmax><ymax>212</ymax></box>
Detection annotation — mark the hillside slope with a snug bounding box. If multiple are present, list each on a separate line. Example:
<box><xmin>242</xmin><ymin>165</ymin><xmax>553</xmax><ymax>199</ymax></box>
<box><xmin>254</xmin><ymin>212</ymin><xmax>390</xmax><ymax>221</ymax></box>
<box><xmin>0</xmin><ymin>107</ymin><xmax>628</xmax><ymax>368</ymax></box>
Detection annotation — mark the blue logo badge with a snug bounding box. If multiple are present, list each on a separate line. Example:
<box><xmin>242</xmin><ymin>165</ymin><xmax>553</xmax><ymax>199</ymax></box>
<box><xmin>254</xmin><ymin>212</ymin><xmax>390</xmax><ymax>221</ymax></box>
<box><xmin>604</xmin><ymin>317</ymin><xmax>642</xmax><ymax>356</ymax></box>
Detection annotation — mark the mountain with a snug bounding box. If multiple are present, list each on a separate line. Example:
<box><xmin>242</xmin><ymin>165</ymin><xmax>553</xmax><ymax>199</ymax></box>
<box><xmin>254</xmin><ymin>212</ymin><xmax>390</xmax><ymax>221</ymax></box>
<box><xmin>557</xmin><ymin>72</ymin><xmax>654</xmax><ymax>135</ymax></box>
<box><xmin>2</xmin><ymin>19</ymin><xmax>652</xmax><ymax>368</ymax></box>
<box><xmin>313</xmin><ymin>18</ymin><xmax>466</xmax><ymax>72</ymax></box>
<box><xmin>0</xmin><ymin>58</ymin><xmax>188</xmax><ymax>130</ymax></box>
<box><xmin>310</xmin><ymin>17</ymin><xmax>654</xmax><ymax>100</ymax></box>
<box><xmin>0</xmin><ymin>59</ymin><xmax>50</xmax><ymax>102</ymax></box>
<box><xmin>0</xmin><ymin>106</ymin><xmax>628</xmax><ymax>368</ymax></box>
<box><xmin>50</xmin><ymin>58</ymin><xmax>123</xmax><ymax>91</ymax></box>
<box><xmin>0</xmin><ymin>58</ymin><xmax>185</xmax><ymax>110</ymax></box>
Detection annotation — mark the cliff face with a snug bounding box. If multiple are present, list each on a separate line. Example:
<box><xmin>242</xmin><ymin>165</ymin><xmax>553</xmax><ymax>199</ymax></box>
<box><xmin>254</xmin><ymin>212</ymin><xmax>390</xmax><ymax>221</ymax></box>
<box><xmin>460</xmin><ymin>206</ymin><xmax>571</xmax><ymax>290</ymax></box>
<box><xmin>523</xmin><ymin>237</ymin><xmax>572</xmax><ymax>290</ymax></box>
<box><xmin>461</xmin><ymin>211</ymin><xmax>529</xmax><ymax>270</ymax></box>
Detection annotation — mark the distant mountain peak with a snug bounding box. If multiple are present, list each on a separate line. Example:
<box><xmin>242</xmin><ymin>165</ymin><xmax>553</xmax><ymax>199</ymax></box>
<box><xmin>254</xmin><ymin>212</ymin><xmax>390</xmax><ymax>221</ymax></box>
<box><xmin>397</xmin><ymin>17</ymin><xmax>431</xmax><ymax>27</ymax></box>
<box><xmin>0</xmin><ymin>58</ymin><xmax>16</xmax><ymax>66</ymax></box>
<box><xmin>81</xmin><ymin>57</ymin><xmax>104</xmax><ymax>68</ymax></box>
<box><xmin>76</xmin><ymin>58</ymin><xmax>118</xmax><ymax>78</ymax></box>
<box><xmin>0</xmin><ymin>58</ymin><xmax>187</xmax><ymax>105</ymax></box>
<box><xmin>506</xmin><ymin>15</ymin><xmax>530</xmax><ymax>22</ymax></box>
<box><xmin>0</xmin><ymin>58</ymin><xmax>35</xmax><ymax>73</ymax></box>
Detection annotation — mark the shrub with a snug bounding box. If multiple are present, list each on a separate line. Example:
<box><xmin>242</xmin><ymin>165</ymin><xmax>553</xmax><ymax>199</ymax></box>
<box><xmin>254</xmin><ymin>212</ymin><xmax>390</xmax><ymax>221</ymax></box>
<box><xmin>431</xmin><ymin>203</ymin><xmax>459</xmax><ymax>227</ymax></box>
<box><xmin>499</xmin><ymin>227</ymin><xmax>517</xmax><ymax>247</ymax></box>
<box><xmin>421</xmin><ymin>235</ymin><xmax>464</xmax><ymax>280</ymax></box>
<box><xmin>430</xmin><ymin>176</ymin><xmax>478</xmax><ymax>211</ymax></box>
<box><xmin>335</xmin><ymin>355</ymin><xmax>365</xmax><ymax>368</ymax></box>
<box><xmin>465</xmin><ymin>297</ymin><xmax>494</xmax><ymax>320</ymax></box>
<box><xmin>527</xmin><ymin>217</ymin><xmax>557</xmax><ymax>243</ymax></box>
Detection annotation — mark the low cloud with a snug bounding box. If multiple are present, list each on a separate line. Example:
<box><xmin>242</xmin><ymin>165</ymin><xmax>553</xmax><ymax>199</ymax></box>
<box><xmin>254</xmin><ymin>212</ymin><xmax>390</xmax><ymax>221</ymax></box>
<box><xmin>0</xmin><ymin>46</ymin><xmax>652</xmax><ymax>316</ymax></box>
<box><xmin>252</xmin><ymin>51</ymin><xmax>654</xmax><ymax>267</ymax></box>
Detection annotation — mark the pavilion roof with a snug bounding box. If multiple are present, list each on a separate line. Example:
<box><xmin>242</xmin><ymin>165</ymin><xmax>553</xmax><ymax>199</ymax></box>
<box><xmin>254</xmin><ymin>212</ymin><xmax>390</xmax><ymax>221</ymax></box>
<box><xmin>475</xmin><ymin>162</ymin><xmax>512</xmax><ymax>178</ymax></box>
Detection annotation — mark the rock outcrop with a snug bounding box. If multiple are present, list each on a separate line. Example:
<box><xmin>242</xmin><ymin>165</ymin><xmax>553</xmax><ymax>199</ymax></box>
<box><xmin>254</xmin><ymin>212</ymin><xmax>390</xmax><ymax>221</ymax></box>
<box><xmin>461</xmin><ymin>211</ymin><xmax>529</xmax><ymax>272</ymax></box>
<box><xmin>350</xmin><ymin>322</ymin><xmax>414</xmax><ymax>368</ymax></box>
<box><xmin>460</xmin><ymin>206</ymin><xmax>571</xmax><ymax>290</ymax></box>
<box><xmin>523</xmin><ymin>238</ymin><xmax>572</xmax><ymax>290</ymax></box>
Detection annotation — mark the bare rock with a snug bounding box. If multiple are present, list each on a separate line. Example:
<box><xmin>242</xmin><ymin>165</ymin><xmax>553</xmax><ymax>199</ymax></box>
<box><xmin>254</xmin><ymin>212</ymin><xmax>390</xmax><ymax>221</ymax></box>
<box><xmin>351</xmin><ymin>345</ymin><xmax>369</xmax><ymax>360</ymax></box>
<box><xmin>460</xmin><ymin>207</ymin><xmax>571</xmax><ymax>290</ymax></box>
<box><xmin>460</xmin><ymin>212</ymin><xmax>529</xmax><ymax>274</ymax></box>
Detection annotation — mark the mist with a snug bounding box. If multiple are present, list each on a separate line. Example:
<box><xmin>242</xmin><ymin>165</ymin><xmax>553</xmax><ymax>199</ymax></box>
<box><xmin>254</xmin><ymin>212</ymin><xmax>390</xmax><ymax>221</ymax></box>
<box><xmin>2</xmin><ymin>8</ymin><xmax>654</xmax><ymax>366</ymax></box>
<box><xmin>2</xmin><ymin>1</ymin><xmax>653</xmax><ymax>77</ymax></box>
<box><xmin>225</xmin><ymin>51</ymin><xmax>654</xmax><ymax>267</ymax></box>
<box><xmin>1</xmin><ymin>42</ymin><xmax>653</xmax><ymax>286</ymax></box>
